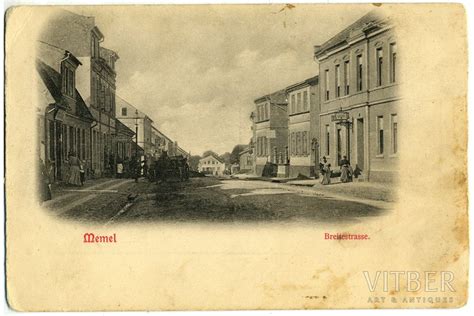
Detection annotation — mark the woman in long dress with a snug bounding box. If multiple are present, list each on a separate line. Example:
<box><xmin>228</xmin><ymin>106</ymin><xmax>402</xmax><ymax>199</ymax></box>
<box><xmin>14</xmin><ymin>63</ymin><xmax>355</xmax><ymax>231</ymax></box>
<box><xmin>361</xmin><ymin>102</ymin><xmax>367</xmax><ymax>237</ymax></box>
<box><xmin>321</xmin><ymin>161</ymin><xmax>331</xmax><ymax>185</ymax></box>
<box><xmin>340</xmin><ymin>155</ymin><xmax>351</xmax><ymax>183</ymax></box>
<box><xmin>68</xmin><ymin>151</ymin><xmax>82</xmax><ymax>186</ymax></box>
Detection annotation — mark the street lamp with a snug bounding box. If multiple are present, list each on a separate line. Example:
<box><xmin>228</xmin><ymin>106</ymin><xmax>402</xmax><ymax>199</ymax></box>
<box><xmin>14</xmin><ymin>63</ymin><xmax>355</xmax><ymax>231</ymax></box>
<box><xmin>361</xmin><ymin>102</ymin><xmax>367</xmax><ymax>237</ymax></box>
<box><xmin>135</xmin><ymin>109</ymin><xmax>138</xmax><ymax>183</ymax></box>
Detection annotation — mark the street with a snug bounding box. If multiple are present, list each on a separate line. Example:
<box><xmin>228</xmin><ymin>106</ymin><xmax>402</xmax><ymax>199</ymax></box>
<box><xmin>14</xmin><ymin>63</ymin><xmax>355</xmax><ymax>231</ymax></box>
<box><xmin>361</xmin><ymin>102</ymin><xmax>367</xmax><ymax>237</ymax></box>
<box><xmin>43</xmin><ymin>177</ymin><xmax>393</xmax><ymax>225</ymax></box>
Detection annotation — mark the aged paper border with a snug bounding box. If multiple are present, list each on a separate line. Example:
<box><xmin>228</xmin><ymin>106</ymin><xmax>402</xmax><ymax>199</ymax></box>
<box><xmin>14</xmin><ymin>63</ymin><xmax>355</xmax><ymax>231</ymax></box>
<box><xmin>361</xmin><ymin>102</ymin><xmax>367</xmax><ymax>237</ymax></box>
<box><xmin>3</xmin><ymin>2</ymin><xmax>470</xmax><ymax>312</ymax></box>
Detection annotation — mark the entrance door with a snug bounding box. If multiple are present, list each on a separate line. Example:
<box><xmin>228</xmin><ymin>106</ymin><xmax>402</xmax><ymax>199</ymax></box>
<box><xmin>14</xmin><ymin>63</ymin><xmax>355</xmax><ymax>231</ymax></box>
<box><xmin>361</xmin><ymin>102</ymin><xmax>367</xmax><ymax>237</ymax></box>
<box><xmin>337</xmin><ymin>128</ymin><xmax>342</xmax><ymax>165</ymax></box>
<box><xmin>357</xmin><ymin>118</ymin><xmax>365</xmax><ymax>169</ymax></box>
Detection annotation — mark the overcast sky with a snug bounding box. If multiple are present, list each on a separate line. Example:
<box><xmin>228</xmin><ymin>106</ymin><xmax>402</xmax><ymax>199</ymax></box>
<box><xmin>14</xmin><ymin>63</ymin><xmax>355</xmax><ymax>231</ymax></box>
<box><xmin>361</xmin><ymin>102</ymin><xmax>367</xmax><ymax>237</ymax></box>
<box><xmin>71</xmin><ymin>5</ymin><xmax>372</xmax><ymax>156</ymax></box>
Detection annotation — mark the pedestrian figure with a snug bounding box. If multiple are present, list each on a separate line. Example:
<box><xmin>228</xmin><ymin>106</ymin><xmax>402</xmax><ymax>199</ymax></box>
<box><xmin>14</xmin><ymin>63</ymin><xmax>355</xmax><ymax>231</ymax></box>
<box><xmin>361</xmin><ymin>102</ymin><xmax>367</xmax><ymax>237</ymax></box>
<box><xmin>143</xmin><ymin>157</ymin><xmax>148</xmax><ymax>179</ymax></box>
<box><xmin>79</xmin><ymin>160</ymin><xmax>85</xmax><ymax>186</ymax></box>
<box><xmin>320</xmin><ymin>156</ymin><xmax>331</xmax><ymax>185</ymax></box>
<box><xmin>67</xmin><ymin>151</ymin><xmax>82</xmax><ymax>186</ymax></box>
<box><xmin>117</xmin><ymin>159</ymin><xmax>124</xmax><ymax>178</ymax></box>
<box><xmin>353</xmin><ymin>164</ymin><xmax>362</xmax><ymax>179</ymax></box>
<box><xmin>339</xmin><ymin>155</ymin><xmax>352</xmax><ymax>183</ymax></box>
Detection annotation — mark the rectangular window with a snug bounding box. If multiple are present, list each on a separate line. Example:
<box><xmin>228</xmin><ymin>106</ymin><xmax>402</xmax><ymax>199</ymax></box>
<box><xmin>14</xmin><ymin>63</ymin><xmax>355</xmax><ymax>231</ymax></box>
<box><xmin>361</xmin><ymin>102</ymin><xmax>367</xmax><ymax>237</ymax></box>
<box><xmin>303</xmin><ymin>91</ymin><xmax>308</xmax><ymax>111</ymax></box>
<box><xmin>296</xmin><ymin>132</ymin><xmax>301</xmax><ymax>156</ymax></box>
<box><xmin>263</xmin><ymin>137</ymin><xmax>268</xmax><ymax>156</ymax></box>
<box><xmin>264</xmin><ymin>103</ymin><xmax>269</xmax><ymax>120</ymax></box>
<box><xmin>122</xmin><ymin>107</ymin><xmax>127</xmax><ymax>116</ymax></box>
<box><xmin>49</xmin><ymin>121</ymin><xmax>55</xmax><ymax>160</ymax></box>
<box><xmin>356</xmin><ymin>55</ymin><xmax>363</xmax><ymax>91</ymax></box>
<box><xmin>335</xmin><ymin>65</ymin><xmax>341</xmax><ymax>97</ymax></box>
<box><xmin>377</xmin><ymin>48</ymin><xmax>383</xmax><ymax>87</ymax></box>
<box><xmin>69</xmin><ymin>126</ymin><xmax>74</xmax><ymax>155</ymax></box>
<box><xmin>291</xmin><ymin>133</ymin><xmax>296</xmax><ymax>155</ymax></box>
<box><xmin>302</xmin><ymin>131</ymin><xmax>308</xmax><ymax>155</ymax></box>
<box><xmin>297</xmin><ymin>93</ymin><xmax>302</xmax><ymax>113</ymax></box>
<box><xmin>344</xmin><ymin>60</ymin><xmax>350</xmax><ymax>95</ymax></box>
<box><xmin>81</xmin><ymin>129</ymin><xmax>86</xmax><ymax>160</ymax></box>
<box><xmin>77</xmin><ymin>128</ymin><xmax>81</xmax><ymax>159</ymax></box>
<box><xmin>377</xmin><ymin>116</ymin><xmax>384</xmax><ymax>155</ymax></box>
<box><xmin>325</xmin><ymin>125</ymin><xmax>330</xmax><ymax>155</ymax></box>
<box><xmin>390</xmin><ymin>43</ymin><xmax>397</xmax><ymax>83</ymax></box>
<box><xmin>391</xmin><ymin>114</ymin><xmax>398</xmax><ymax>154</ymax></box>
<box><xmin>325</xmin><ymin>69</ymin><xmax>330</xmax><ymax>100</ymax></box>
<box><xmin>291</xmin><ymin>94</ymin><xmax>296</xmax><ymax>114</ymax></box>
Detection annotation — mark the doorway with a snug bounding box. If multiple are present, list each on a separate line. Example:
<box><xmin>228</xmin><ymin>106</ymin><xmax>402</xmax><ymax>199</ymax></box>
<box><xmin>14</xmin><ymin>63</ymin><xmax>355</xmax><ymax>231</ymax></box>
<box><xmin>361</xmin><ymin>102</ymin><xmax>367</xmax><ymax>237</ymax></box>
<box><xmin>357</xmin><ymin>118</ymin><xmax>365</xmax><ymax>169</ymax></box>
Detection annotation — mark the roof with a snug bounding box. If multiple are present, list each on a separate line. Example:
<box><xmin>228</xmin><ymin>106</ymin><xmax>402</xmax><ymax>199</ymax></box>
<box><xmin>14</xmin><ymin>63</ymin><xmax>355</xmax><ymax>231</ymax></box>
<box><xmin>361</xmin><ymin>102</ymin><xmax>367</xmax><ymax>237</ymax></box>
<box><xmin>115</xmin><ymin>95</ymin><xmax>153</xmax><ymax>122</ymax></box>
<box><xmin>131</xmin><ymin>141</ymin><xmax>144</xmax><ymax>154</ymax></box>
<box><xmin>314</xmin><ymin>10</ymin><xmax>387</xmax><ymax>57</ymax></box>
<box><xmin>36</xmin><ymin>59</ymin><xmax>94</xmax><ymax>121</ymax></box>
<box><xmin>115</xmin><ymin>118</ymin><xmax>135</xmax><ymax>136</ymax></box>
<box><xmin>239</xmin><ymin>147</ymin><xmax>251</xmax><ymax>156</ymax></box>
<box><xmin>100</xmin><ymin>47</ymin><xmax>119</xmax><ymax>60</ymax></box>
<box><xmin>152</xmin><ymin>125</ymin><xmax>173</xmax><ymax>142</ymax></box>
<box><xmin>200</xmin><ymin>154</ymin><xmax>225</xmax><ymax>164</ymax></box>
<box><xmin>285</xmin><ymin>75</ymin><xmax>319</xmax><ymax>93</ymax></box>
<box><xmin>254</xmin><ymin>89</ymin><xmax>288</xmax><ymax>104</ymax></box>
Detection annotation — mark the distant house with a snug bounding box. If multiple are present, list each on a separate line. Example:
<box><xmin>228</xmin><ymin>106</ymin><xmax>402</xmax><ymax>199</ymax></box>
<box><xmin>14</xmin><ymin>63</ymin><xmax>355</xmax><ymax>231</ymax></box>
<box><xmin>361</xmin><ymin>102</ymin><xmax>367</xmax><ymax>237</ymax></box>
<box><xmin>198</xmin><ymin>154</ymin><xmax>225</xmax><ymax>176</ymax></box>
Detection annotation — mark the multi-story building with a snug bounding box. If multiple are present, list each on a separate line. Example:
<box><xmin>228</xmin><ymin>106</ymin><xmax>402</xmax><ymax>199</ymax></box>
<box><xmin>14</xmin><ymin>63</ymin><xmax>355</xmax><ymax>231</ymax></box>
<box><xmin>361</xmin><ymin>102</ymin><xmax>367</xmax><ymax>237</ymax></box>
<box><xmin>36</xmin><ymin>50</ymin><xmax>95</xmax><ymax>181</ymax></box>
<box><xmin>116</xmin><ymin>96</ymin><xmax>154</xmax><ymax>159</ymax></box>
<box><xmin>314</xmin><ymin>10</ymin><xmax>399</xmax><ymax>182</ymax></box>
<box><xmin>38</xmin><ymin>9</ymin><xmax>120</xmax><ymax>177</ymax></box>
<box><xmin>285</xmin><ymin>76</ymin><xmax>320</xmax><ymax>178</ymax></box>
<box><xmin>253</xmin><ymin>90</ymin><xmax>288</xmax><ymax>176</ymax></box>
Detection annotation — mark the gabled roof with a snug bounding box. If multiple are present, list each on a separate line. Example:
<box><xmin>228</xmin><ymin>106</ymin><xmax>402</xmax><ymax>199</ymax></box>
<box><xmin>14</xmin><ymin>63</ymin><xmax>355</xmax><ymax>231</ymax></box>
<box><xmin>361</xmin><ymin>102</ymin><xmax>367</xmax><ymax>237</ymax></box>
<box><xmin>315</xmin><ymin>10</ymin><xmax>387</xmax><ymax>58</ymax></box>
<box><xmin>200</xmin><ymin>154</ymin><xmax>225</xmax><ymax>164</ymax></box>
<box><xmin>36</xmin><ymin>59</ymin><xmax>94</xmax><ymax>121</ymax></box>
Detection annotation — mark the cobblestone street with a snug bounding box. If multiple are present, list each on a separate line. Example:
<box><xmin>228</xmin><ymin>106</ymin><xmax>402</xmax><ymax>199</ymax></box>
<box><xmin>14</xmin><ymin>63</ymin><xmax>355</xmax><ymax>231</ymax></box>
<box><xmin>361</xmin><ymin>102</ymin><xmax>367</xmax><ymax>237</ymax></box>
<box><xmin>43</xmin><ymin>177</ymin><xmax>394</xmax><ymax>225</ymax></box>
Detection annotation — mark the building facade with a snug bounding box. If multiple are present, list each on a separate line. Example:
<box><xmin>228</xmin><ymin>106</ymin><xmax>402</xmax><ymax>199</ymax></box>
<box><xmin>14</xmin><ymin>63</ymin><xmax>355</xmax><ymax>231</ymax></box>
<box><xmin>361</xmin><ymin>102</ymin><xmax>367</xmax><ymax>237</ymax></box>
<box><xmin>286</xmin><ymin>76</ymin><xmax>320</xmax><ymax>178</ymax></box>
<box><xmin>36</xmin><ymin>51</ymin><xmax>95</xmax><ymax>182</ymax></box>
<box><xmin>39</xmin><ymin>9</ymin><xmax>120</xmax><ymax>177</ymax></box>
<box><xmin>314</xmin><ymin>11</ymin><xmax>399</xmax><ymax>182</ymax></box>
<box><xmin>198</xmin><ymin>155</ymin><xmax>225</xmax><ymax>176</ymax></box>
<box><xmin>116</xmin><ymin>96</ymin><xmax>154</xmax><ymax>159</ymax></box>
<box><xmin>253</xmin><ymin>90</ymin><xmax>288</xmax><ymax>176</ymax></box>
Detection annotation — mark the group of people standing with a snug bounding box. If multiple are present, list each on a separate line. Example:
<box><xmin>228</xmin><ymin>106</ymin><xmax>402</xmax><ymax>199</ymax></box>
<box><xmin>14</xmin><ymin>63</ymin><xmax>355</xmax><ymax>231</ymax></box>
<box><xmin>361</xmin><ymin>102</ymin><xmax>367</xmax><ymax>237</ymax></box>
<box><xmin>319</xmin><ymin>155</ymin><xmax>361</xmax><ymax>185</ymax></box>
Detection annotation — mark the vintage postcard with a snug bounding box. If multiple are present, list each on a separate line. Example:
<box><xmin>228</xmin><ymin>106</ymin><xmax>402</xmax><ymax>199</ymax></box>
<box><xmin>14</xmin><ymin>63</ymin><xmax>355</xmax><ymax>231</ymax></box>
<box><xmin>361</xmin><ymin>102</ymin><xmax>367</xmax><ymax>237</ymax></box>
<box><xmin>4</xmin><ymin>3</ymin><xmax>469</xmax><ymax>311</ymax></box>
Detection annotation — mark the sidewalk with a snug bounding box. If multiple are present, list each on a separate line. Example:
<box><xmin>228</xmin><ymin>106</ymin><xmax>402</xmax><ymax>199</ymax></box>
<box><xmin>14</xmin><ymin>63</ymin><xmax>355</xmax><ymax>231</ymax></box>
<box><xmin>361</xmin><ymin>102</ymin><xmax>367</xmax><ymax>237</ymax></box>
<box><xmin>232</xmin><ymin>175</ymin><xmax>396</xmax><ymax>203</ymax></box>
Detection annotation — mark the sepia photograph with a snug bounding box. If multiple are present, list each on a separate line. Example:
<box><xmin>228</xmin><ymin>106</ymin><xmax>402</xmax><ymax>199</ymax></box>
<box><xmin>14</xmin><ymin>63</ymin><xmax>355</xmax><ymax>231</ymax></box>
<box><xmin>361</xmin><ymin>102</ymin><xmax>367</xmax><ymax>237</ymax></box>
<box><xmin>36</xmin><ymin>6</ymin><xmax>397</xmax><ymax>225</ymax></box>
<box><xmin>4</xmin><ymin>2</ymin><xmax>468</xmax><ymax>311</ymax></box>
